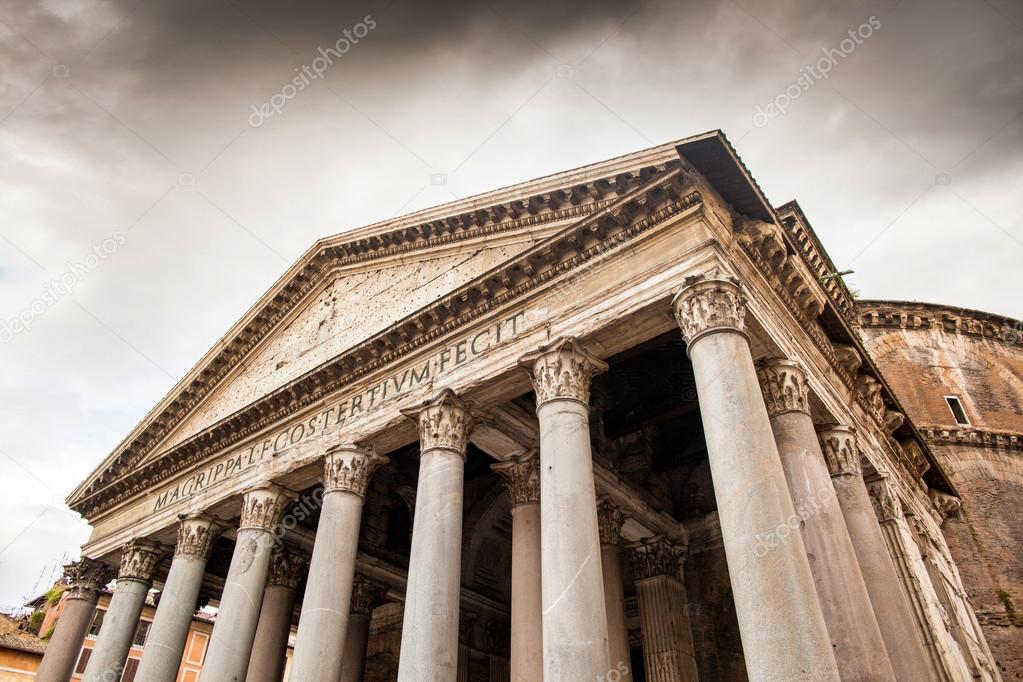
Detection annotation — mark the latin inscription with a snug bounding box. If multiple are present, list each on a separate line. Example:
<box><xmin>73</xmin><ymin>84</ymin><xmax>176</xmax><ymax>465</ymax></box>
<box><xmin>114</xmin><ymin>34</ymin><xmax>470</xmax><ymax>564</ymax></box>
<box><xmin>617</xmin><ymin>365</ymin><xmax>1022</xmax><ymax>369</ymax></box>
<box><xmin>152</xmin><ymin>311</ymin><xmax>527</xmax><ymax>511</ymax></box>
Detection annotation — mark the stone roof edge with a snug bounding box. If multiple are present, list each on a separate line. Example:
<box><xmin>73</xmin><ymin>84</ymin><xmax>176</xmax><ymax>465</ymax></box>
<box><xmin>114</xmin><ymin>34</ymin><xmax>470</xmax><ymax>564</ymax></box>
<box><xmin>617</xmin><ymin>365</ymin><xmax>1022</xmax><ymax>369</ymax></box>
<box><xmin>857</xmin><ymin>299</ymin><xmax>1023</xmax><ymax>346</ymax></box>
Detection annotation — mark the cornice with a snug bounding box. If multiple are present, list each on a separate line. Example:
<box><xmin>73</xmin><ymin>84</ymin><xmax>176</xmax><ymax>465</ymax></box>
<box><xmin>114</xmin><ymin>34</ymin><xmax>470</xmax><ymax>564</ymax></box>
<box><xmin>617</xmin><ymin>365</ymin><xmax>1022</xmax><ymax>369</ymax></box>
<box><xmin>775</xmin><ymin>201</ymin><xmax>857</xmax><ymax>321</ymax></box>
<box><xmin>857</xmin><ymin>300</ymin><xmax>1023</xmax><ymax>349</ymax></box>
<box><xmin>919</xmin><ymin>425</ymin><xmax>1023</xmax><ymax>452</ymax></box>
<box><xmin>71</xmin><ymin>167</ymin><xmax>703</xmax><ymax>518</ymax></box>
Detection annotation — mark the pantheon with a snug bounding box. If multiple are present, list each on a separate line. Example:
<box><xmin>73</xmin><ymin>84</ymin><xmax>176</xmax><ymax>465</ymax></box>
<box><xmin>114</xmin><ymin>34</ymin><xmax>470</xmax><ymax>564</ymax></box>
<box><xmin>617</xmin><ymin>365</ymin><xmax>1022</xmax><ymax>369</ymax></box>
<box><xmin>35</xmin><ymin>131</ymin><xmax>1020</xmax><ymax>681</ymax></box>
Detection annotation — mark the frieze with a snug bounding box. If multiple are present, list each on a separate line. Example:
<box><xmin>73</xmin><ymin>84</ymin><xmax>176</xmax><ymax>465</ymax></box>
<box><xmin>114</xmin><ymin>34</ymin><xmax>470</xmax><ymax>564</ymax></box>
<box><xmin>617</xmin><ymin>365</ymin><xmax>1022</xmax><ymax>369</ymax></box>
<box><xmin>150</xmin><ymin>313</ymin><xmax>525</xmax><ymax>512</ymax></box>
<box><xmin>73</xmin><ymin>168</ymin><xmax>701</xmax><ymax>518</ymax></box>
<box><xmin>755</xmin><ymin>358</ymin><xmax>810</xmax><ymax>417</ymax></box>
<box><xmin>520</xmin><ymin>336</ymin><xmax>608</xmax><ymax>408</ymax></box>
<box><xmin>491</xmin><ymin>450</ymin><xmax>540</xmax><ymax>505</ymax></box>
<box><xmin>72</xmin><ymin>163</ymin><xmax>686</xmax><ymax>512</ymax></box>
<box><xmin>174</xmin><ymin>513</ymin><xmax>219</xmax><ymax>559</ymax></box>
<box><xmin>323</xmin><ymin>444</ymin><xmax>388</xmax><ymax>496</ymax></box>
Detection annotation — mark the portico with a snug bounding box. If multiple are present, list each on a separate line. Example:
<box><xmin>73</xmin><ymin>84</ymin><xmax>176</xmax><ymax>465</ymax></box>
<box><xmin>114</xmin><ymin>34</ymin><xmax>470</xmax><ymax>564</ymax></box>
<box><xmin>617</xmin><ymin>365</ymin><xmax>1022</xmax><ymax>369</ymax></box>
<box><xmin>47</xmin><ymin>132</ymin><xmax>999</xmax><ymax>682</ymax></box>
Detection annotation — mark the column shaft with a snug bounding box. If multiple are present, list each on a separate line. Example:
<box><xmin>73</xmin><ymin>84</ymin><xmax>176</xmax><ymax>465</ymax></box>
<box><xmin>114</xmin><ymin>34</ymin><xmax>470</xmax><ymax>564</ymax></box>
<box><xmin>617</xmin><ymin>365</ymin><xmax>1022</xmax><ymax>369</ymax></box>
<box><xmin>821</xmin><ymin>426</ymin><xmax>937</xmax><ymax>682</ymax></box>
<box><xmin>492</xmin><ymin>452</ymin><xmax>542</xmax><ymax>682</ymax></box>
<box><xmin>397</xmin><ymin>389</ymin><xmax>473</xmax><ymax>682</ymax></box>
<box><xmin>84</xmin><ymin>541</ymin><xmax>163</xmax><ymax>682</ymax></box>
<box><xmin>35</xmin><ymin>560</ymin><xmax>108</xmax><ymax>682</ymax></box>
<box><xmin>869</xmin><ymin>477</ymin><xmax>971</xmax><ymax>681</ymax></box>
<box><xmin>137</xmin><ymin>514</ymin><xmax>218</xmax><ymax>682</ymax></box>
<box><xmin>200</xmin><ymin>486</ymin><xmax>290</xmax><ymax>682</ymax></box>
<box><xmin>521</xmin><ymin>337</ymin><xmax>610</xmax><ymax>681</ymax></box>
<box><xmin>246</xmin><ymin>585</ymin><xmax>297</xmax><ymax>682</ymax></box>
<box><xmin>339</xmin><ymin>612</ymin><xmax>371</xmax><ymax>682</ymax></box>
<box><xmin>758</xmin><ymin>360</ymin><xmax>895</xmax><ymax>681</ymax></box>
<box><xmin>597</xmin><ymin>498</ymin><xmax>631</xmax><ymax>678</ymax></box>
<box><xmin>636</xmin><ymin>577</ymin><xmax>697</xmax><ymax>682</ymax></box>
<box><xmin>291</xmin><ymin>445</ymin><xmax>386</xmax><ymax>681</ymax></box>
<box><xmin>672</xmin><ymin>274</ymin><xmax>838</xmax><ymax>681</ymax></box>
<box><xmin>510</xmin><ymin>503</ymin><xmax>543</xmax><ymax>681</ymax></box>
<box><xmin>341</xmin><ymin>574</ymin><xmax>387</xmax><ymax>682</ymax></box>
<box><xmin>630</xmin><ymin>537</ymin><xmax>697</xmax><ymax>682</ymax></box>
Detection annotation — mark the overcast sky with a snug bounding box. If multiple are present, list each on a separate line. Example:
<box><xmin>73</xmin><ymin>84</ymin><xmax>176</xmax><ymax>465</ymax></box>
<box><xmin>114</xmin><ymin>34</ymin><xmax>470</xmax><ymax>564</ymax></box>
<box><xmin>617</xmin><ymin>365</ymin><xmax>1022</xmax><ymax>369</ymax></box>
<box><xmin>0</xmin><ymin>0</ymin><xmax>1020</xmax><ymax>608</ymax></box>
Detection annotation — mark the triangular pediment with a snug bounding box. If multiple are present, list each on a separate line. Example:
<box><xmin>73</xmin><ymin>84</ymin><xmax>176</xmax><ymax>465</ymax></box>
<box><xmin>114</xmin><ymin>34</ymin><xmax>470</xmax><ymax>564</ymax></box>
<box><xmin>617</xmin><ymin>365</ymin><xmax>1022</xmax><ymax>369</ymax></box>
<box><xmin>151</xmin><ymin>240</ymin><xmax>535</xmax><ymax>458</ymax></box>
<box><xmin>69</xmin><ymin>130</ymin><xmax>780</xmax><ymax>516</ymax></box>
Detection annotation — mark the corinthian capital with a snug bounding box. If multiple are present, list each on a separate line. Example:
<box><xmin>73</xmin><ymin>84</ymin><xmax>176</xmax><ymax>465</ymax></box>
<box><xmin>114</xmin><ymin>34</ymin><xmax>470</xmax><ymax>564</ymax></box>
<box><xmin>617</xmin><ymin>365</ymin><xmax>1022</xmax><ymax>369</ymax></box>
<box><xmin>817</xmin><ymin>424</ymin><xmax>860</xmax><ymax>478</ymax></box>
<box><xmin>867</xmin><ymin>476</ymin><xmax>904</xmax><ymax>523</ymax></box>
<box><xmin>401</xmin><ymin>388</ymin><xmax>474</xmax><ymax>455</ymax></box>
<box><xmin>671</xmin><ymin>272</ymin><xmax>747</xmax><ymax>350</ymax></box>
<box><xmin>174</xmin><ymin>513</ymin><xmax>220</xmax><ymax>559</ymax></box>
<box><xmin>596</xmin><ymin>497</ymin><xmax>626</xmax><ymax>545</ymax></box>
<box><xmin>239</xmin><ymin>485</ymin><xmax>292</xmax><ymax>532</ymax></box>
<box><xmin>323</xmin><ymin>444</ymin><xmax>388</xmax><ymax>496</ymax></box>
<box><xmin>267</xmin><ymin>545</ymin><xmax>307</xmax><ymax>589</ymax></box>
<box><xmin>63</xmin><ymin>558</ymin><xmax>113</xmax><ymax>601</ymax></box>
<box><xmin>756</xmin><ymin>358</ymin><xmax>810</xmax><ymax>417</ymax></box>
<box><xmin>628</xmin><ymin>535</ymin><xmax>685</xmax><ymax>581</ymax></box>
<box><xmin>118</xmin><ymin>539</ymin><xmax>164</xmax><ymax>584</ymax></box>
<box><xmin>491</xmin><ymin>450</ymin><xmax>539</xmax><ymax>505</ymax></box>
<box><xmin>350</xmin><ymin>573</ymin><xmax>389</xmax><ymax>615</ymax></box>
<box><xmin>518</xmin><ymin>336</ymin><xmax>608</xmax><ymax>408</ymax></box>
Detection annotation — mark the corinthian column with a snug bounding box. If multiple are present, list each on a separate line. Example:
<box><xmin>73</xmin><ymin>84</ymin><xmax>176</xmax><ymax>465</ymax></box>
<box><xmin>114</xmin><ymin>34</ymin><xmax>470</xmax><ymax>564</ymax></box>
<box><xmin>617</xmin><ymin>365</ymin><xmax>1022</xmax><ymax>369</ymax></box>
<box><xmin>492</xmin><ymin>450</ymin><xmax>542</xmax><ymax>682</ymax></box>
<box><xmin>519</xmin><ymin>336</ymin><xmax>611</xmax><ymax>681</ymax></box>
<box><xmin>867</xmin><ymin>474</ymin><xmax>970</xmax><ymax>681</ymax></box>
<box><xmin>397</xmin><ymin>389</ymin><xmax>474</xmax><ymax>682</ymax></box>
<box><xmin>756</xmin><ymin>359</ymin><xmax>896</xmax><ymax>681</ymax></box>
<box><xmin>200</xmin><ymin>485</ymin><xmax>291</xmax><ymax>682</ymax></box>
<box><xmin>597</xmin><ymin>497</ymin><xmax>632</xmax><ymax>679</ymax></box>
<box><xmin>629</xmin><ymin>536</ymin><xmax>697</xmax><ymax>682</ymax></box>
<box><xmin>671</xmin><ymin>273</ymin><xmax>838</xmax><ymax>681</ymax></box>
<box><xmin>290</xmin><ymin>444</ymin><xmax>387</xmax><ymax>681</ymax></box>
<box><xmin>84</xmin><ymin>540</ymin><xmax>164</xmax><ymax>682</ymax></box>
<box><xmin>137</xmin><ymin>514</ymin><xmax>219</xmax><ymax>682</ymax></box>
<box><xmin>819</xmin><ymin>425</ymin><xmax>937</xmax><ymax>681</ymax></box>
<box><xmin>35</xmin><ymin>559</ymin><xmax>111</xmax><ymax>682</ymax></box>
<box><xmin>340</xmin><ymin>574</ymin><xmax>388</xmax><ymax>682</ymax></box>
<box><xmin>247</xmin><ymin>545</ymin><xmax>307</xmax><ymax>682</ymax></box>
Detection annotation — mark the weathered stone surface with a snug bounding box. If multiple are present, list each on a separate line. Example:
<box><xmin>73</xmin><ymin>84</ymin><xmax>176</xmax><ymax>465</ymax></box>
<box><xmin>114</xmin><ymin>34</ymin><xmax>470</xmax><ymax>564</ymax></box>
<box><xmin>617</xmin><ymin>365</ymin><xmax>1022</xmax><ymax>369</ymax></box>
<box><xmin>859</xmin><ymin>300</ymin><xmax>1022</xmax><ymax>676</ymax></box>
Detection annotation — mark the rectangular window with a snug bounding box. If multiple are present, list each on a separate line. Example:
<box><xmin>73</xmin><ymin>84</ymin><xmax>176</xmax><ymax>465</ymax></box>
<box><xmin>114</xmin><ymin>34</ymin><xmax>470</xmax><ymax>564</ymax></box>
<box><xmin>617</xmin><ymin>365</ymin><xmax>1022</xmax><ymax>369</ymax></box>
<box><xmin>74</xmin><ymin>647</ymin><xmax>92</xmax><ymax>674</ymax></box>
<box><xmin>121</xmin><ymin>657</ymin><xmax>139</xmax><ymax>682</ymax></box>
<box><xmin>945</xmin><ymin>395</ymin><xmax>970</xmax><ymax>425</ymax></box>
<box><xmin>88</xmin><ymin>610</ymin><xmax>105</xmax><ymax>637</ymax></box>
<box><xmin>132</xmin><ymin>620</ymin><xmax>151</xmax><ymax>647</ymax></box>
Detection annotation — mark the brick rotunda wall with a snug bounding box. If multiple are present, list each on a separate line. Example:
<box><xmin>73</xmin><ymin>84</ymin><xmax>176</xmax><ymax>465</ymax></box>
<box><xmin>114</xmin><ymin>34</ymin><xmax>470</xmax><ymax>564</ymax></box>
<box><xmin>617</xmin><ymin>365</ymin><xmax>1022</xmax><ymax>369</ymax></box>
<box><xmin>858</xmin><ymin>300</ymin><xmax>1023</xmax><ymax>677</ymax></box>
